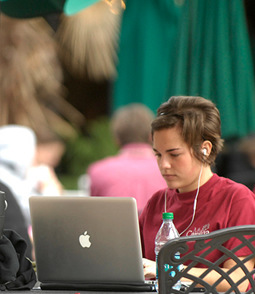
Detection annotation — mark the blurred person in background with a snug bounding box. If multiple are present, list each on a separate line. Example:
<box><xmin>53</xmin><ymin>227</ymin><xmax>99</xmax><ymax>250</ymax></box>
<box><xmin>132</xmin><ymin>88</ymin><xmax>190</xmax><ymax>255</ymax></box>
<box><xmin>27</xmin><ymin>127</ymin><xmax>65</xmax><ymax>197</ymax></box>
<box><xmin>0</xmin><ymin>125</ymin><xmax>37</xmax><ymax>225</ymax></box>
<box><xmin>0</xmin><ymin>125</ymin><xmax>63</xmax><ymax>226</ymax></box>
<box><xmin>87</xmin><ymin>103</ymin><xmax>167</xmax><ymax>214</ymax></box>
<box><xmin>215</xmin><ymin>134</ymin><xmax>255</xmax><ymax>192</ymax></box>
<box><xmin>238</xmin><ymin>134</ymin><xmax>255</xmax><ymax>192</ymax></box>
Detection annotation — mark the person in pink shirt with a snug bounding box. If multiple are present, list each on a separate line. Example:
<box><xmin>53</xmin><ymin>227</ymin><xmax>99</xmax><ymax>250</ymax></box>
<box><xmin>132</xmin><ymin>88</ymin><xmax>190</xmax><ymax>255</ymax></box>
<box><xmin>87</xmin><ymin>103</ymin><xmax>167</xmax><ymax>214</ymax></box>
<box><xmin>140</xmin><ymin>96</ymin><xmax>255</xmax><ymax>292</ymax></box>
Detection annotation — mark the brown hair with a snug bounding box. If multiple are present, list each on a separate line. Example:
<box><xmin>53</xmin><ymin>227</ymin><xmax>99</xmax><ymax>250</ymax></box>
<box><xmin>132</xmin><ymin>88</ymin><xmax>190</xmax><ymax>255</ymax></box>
<box><xmin>111</xmin><ymin>103</ymin><xmax>154</xmax><ymax>147</ymax></box>
<box><xmin>151</xmin><ymin>96</ymin><xmax>224</xmax><ymax>165</ymax></box>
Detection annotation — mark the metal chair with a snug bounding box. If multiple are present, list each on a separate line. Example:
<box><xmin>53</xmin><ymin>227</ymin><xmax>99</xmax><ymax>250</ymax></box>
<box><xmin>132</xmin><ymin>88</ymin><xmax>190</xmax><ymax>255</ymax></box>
<box><xmin>158</xmin><ymin>225</ymin><xmax>255</xmax><ymax>294</ymax></box>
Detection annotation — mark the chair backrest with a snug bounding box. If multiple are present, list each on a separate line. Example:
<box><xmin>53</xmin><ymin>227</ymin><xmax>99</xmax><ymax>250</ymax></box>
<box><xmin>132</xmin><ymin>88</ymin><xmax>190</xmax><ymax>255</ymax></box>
<box><xmin>158</xmin><ymin>225</ymin><xmax>255</xmax><ymax>294</ymax></box>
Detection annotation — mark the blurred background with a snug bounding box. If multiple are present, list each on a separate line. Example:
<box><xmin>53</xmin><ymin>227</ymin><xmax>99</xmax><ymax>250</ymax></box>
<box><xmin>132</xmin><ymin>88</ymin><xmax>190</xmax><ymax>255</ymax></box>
<box><xmin>1</xmin><ymin>0</ymin><xmax>255</xmax><ymax>192</ymax></box>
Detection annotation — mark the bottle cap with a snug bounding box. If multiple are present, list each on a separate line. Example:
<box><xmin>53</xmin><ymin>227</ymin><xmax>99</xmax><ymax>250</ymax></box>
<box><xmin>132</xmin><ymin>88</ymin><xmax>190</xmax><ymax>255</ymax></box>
<box><xmin>162</xmin><ymin>212</ymin><xmax>174</xmax><ymax>219</ymax></box>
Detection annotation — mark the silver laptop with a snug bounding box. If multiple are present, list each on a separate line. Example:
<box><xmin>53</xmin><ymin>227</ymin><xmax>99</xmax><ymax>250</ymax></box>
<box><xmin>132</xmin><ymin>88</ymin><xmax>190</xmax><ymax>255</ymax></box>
<box><xmin>29</xmin><ymin>196</ymin><xmax>154</xmax><ymax>291</ymax></box>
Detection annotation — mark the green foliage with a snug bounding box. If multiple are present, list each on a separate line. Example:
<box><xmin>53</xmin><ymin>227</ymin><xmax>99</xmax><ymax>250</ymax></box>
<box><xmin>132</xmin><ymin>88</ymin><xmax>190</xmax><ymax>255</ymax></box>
<box><xmin>58</xmin><ymin>116</ymin><xmax>118</xmax><ymax>189</ymax></box>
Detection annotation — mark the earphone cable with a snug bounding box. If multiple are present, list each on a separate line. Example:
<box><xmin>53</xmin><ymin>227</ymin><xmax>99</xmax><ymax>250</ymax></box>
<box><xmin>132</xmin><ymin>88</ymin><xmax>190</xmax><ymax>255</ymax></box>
<box><xmin>179</xmin><ymin>164</ymin><xmax>203</xmax><ymax>236</ymax></box>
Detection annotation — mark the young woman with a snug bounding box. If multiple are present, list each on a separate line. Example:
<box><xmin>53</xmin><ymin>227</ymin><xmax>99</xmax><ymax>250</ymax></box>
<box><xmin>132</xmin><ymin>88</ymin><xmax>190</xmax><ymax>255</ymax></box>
<box><xmin>140</xmin><ymin>96</ymin><xmax>255</xmax><ymax>292</ymax></box>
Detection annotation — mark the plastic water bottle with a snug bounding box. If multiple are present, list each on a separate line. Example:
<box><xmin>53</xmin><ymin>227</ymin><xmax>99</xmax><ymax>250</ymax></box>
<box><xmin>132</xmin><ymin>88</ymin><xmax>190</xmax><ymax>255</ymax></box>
<box><xmin>155</xmin><ymin>212</ymin><xmax>182</xmax><ymax>292</ymax></box>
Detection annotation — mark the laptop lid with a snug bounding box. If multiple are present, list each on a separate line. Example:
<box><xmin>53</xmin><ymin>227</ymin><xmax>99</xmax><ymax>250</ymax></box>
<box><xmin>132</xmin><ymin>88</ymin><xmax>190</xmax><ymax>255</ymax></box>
<box><xmin>29</xmin><ymin>196</ymin><xmax>145</xmax><ymax>286</ymax></box>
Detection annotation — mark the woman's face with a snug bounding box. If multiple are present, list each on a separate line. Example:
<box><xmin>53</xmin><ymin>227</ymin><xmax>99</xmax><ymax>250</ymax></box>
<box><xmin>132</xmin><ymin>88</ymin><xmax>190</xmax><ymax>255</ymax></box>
<box><xmin>153</xmin><ymin>126</ymin><xmax>202</xmax><ymax>193</ymax></box>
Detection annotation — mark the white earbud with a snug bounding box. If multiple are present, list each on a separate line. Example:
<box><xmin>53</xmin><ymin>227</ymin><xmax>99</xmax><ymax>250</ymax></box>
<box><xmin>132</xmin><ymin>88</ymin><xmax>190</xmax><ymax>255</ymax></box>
<box><xmin>202</xmin><ymin>148</ymin><xmax>207</xmax><ymax>156</ymax></box>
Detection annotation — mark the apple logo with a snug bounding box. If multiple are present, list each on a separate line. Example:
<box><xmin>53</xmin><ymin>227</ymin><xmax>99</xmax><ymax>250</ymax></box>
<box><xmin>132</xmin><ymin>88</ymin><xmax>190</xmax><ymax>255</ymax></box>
<box><xmin>79</xmin><ymin>231</ymin><xmax>92</xmax><ymax>248</ymax></box>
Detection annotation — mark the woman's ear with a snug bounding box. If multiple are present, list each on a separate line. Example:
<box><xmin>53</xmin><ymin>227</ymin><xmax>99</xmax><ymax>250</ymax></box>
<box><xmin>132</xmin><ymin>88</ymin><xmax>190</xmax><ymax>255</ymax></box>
<box><xmin>201</xmin><ymin>140</ymin><xmax>212</xmax><ymax>156</ymax></box>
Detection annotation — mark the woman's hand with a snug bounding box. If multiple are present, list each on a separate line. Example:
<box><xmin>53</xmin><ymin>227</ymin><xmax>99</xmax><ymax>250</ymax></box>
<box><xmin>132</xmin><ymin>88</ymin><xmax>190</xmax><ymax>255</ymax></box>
<box><xmin>142</xmin><ymin>258</ymin><xmax>156</xmax><ymax>279</ymax></box>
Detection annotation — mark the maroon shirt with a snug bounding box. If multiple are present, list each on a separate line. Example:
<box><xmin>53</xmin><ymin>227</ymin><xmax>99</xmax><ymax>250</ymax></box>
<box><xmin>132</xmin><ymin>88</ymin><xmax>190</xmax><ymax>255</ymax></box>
<box><xmin>139</xmin><ymin>174</ymin><xmax>255</xmax><ymax>261</ymax></box>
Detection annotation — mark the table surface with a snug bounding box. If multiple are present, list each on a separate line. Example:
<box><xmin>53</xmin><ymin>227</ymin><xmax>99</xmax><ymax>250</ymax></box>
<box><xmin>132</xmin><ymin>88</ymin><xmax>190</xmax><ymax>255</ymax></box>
<box><xmin>7</xmin><ymin>292</ymin><xmax>213</xmax><ymax>294</ymax></box>
<box><xmin>8</xmin><ymin>291</ymin><xmax>154</xmax><ymax>294</ymax></box>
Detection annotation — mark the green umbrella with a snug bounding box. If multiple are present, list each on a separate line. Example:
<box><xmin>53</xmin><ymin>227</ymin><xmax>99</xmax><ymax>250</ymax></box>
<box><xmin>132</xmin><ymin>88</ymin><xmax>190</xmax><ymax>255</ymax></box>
<box><xmin>168</xmin><ymin>0</ymin><xmax>255</xmax><ymax>139</ymax></box>
<box><xmin>0</xmin><ymin>0</ymin><xmax>100</xmax><ymax>17</ymax></box>
<box><xmin>113</xmin><ymin>0</ymin><xmax>255</xmax><ymax>140</ymax></box>
<box><xmin>112</xmin><ymin>0</ymin><xmax>183</xmax><ymax>113</ymax></box>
